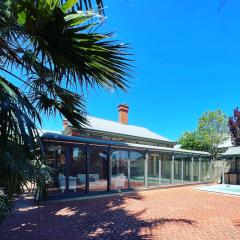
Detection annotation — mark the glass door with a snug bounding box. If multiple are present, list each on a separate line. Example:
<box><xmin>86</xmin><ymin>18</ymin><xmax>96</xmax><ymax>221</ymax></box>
<box><xmin>111</xmin><ymin>150</ymin><xmax>128</xmax><ymax>190</ymax></box>
<box><xmin>161</xmin><ymin>153</ymin><xmax>172</xmax><ymax>185</ymax></box>
<box><xmin>44</xmin><ymin>144</ymin><xmax>67</xmax><ymax>196</ymax></box>
<box><xmin>148</xmin><ymin>153</ymin><xmax>160</xmax><ymax>187</ymax></box>
<box><xmin>89</xmin><ymin>149</ymin><xmax>108</xmax><ymax>192</ymax></box>
<box><xmin>69</xmin><ymin>145</ymin><xmax>86</xmax><ymax>194</ymax></box>
<box><xmin>129</xmin><ymin>151</ymin><xmax>145</xmax><ymax>189</ymax></box>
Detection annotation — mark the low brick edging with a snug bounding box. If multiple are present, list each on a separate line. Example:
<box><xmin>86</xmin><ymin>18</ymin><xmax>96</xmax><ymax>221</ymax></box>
<box><xmin>45</xmin><ymin>181</ymin><xmax>214</xmax><ymax>204</ymax></box>
<box><xmin>143</xmin><ymin>181</ymin><xmax>214</xmax><ymax>190</ymax></box>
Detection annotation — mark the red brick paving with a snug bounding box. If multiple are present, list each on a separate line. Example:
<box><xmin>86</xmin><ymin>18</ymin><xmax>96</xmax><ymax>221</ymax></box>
<box><xmin>1</xmin><ymin>185</ymin><xmax>240</xmax><ymax>240</ymax></box>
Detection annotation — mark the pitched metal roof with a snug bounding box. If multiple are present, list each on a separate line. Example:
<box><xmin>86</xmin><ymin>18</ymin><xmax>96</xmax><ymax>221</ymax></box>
<box><xmin>38</xmin><ymin>129</ymin><xmax>62</xmax><ymax>136</ymax></box>
<box><xmin>42</xmin><ymin>132</ymin><xmax>211</xmax><ymax>156</ymax></box>
<box><xmin>223</xmin><ymin>146</ymin><xmax>240</xmax><ymax>156</ymax></box>
<box><xmin>82</xmin><ymin>116</ymin><xmax>173</xmax><ymax>143</ymax></box>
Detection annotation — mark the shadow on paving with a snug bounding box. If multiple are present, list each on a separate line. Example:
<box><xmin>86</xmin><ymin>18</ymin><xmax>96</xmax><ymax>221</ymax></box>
<box><xmin>235</xmin><ymin>222</ymin><xmax>240</xmax><ymax>228</ymax></box>
<box><xmin>0</xmin><ymin>193</ymin><xmax>196</xmax><ymax>240</ymax></box>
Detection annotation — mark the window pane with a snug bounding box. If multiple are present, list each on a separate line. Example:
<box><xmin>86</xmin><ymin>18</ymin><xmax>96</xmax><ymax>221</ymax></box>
<box><xmin>148</xmin><ymin>153</ymin><xmax>160</xmax><ymax>187</ymax></box>
<box><xmin>237</xmin><ymin>157</ymin><xmax>240</xmax><ymax>173</ymax></box>
<box><xmin>183</xmin><ymin>155</ymin><xmax>192</xmax><ymax>182</ymax></box>
<box><xmin>193</xmin><ymin>156</ymin><xmax>199</xmax><ymax>182</ymax></box>
<box><xmin>111</xmin><ymin>150</ymin><xmax>128</xmax><ymax>190</ymax></box>
<box><xmin>228</xmin><ymin>158</ymin><xmax>237</xmax><ymax>173</ymax></box>
<box><xmin>161</xmin><ymin>153</ymin><xmax>172</xmax><ymax>185</ymax></box>
<box><xmin>69</xmin><ymin>146</ymin><xmax>86</xmax><ymax>194</ymax></box>
<box><xmin>200</xmin><ymin>156</ymin><xmax>212</xmax><ymax>182</ymax></box>
<box><xmin>45</xmin><ymin>144</ymin><xmax>67</xmax><ymax>195</ymax></box>
<box><xmin>174</xmin><ymin>154</ymin><xmax>183</xmax><ymax>184</ymax></box>
<box><xmin>89</xmin><ymin>149</ymin><xmax>108</xmax><ymax>192</ymax></box>
<box><xmin>129</xmin><ymin>151</ymin><xmax>145</xmax><ymax>188</ymax></box>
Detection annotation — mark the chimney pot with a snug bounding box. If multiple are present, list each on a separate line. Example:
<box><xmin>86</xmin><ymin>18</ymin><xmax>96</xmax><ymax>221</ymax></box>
<box><xmin>118</xmin><ymin>104</ymin><xmax>129</xmax><ymax>124</ymax></box>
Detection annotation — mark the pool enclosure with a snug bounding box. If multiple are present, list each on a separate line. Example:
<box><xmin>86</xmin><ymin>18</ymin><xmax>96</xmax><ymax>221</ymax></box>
<box><xmin>42</xmin><ymin>132</ymin><xmax>213</xmax><ymax>199</ymax></box>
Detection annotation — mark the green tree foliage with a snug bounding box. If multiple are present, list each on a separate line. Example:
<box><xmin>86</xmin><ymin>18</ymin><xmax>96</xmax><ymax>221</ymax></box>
<box><xmin>178</xmin><ymin>110</ymin><xmax>228</xmax><ymax>157</ymax></box>
<box><xmin>178</xmin><ymin>131</ymin><xmax>210</xmax><ymax>152</ymax></box>
<box><xmin>0</xmin><ymin>0</ymin><xmax>132</xmax><ymax>220</ymax></box>
<box><xmin>228</xmin><ymin>107</ymin><xmax>240</xmax><ymax>146</ymax></box>
<box><xmin>198</xmin><ymin>110</ymin><xmax>228</xmax><ymax>158</ymax></box>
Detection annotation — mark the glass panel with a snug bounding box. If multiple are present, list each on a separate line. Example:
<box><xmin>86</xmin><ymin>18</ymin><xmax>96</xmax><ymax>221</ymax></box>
<box><xmin>193</xmin><ymin>156</ymin><xmax>199</xmax><ymax>182</ymax></box>
<box><xmin>69</xmin><ymin>146</ymin><xmax>86</xmax><ymax>194</ymax></box>
<box><xmin>111</xmin><ymin>150</ymin><xmax>128</xmax><ymax>190</ymax></box>
<box><xmin>183</xmin><ymin>155</ymin><xmax>192</xmax><ymax>182</ymax></box>
<box><xmin>174</xmin><ymin>154</ymin><xmax>183</xmax><ymax>184</ymax></box>
<box><xmin>237</xmin><ymin>158</ymin><xmax>240</xmax><ymax>184</ymax></box>
<box><xmin>200</xmin><ymin>156</ymin><xmax>212</xmax><ymax>182</ymax></box>
<box><xmin>227</xmin><ymin>158</ymin><xmax>236</xmax><ymax>173</ymax></box>
<box><xmin>148</xmin><ymin>153</ymin><xmax>160</xmax><ymax>187</ymax></box>
<box><xmin>161</xmin><ymin>153</ymin><xmax>172</xmax><ymax>185</ymax></box>
<box><xmin>129</xmin><ymin>151</ymin><xmax>145</xmax><ymax>188</ymax></box>
<box><xmin>237</xmin><ymin>157</ymin><xmax>240</xmax><ymax>174</ymax></box>
<box><xmin>89</xmin><ymin>149</ymin><xmax>108</xmax><ymax>192</ymax></box>
<box><xmin>45</xmin><ymin>144</ymin><xmax>67</xmax><ymax>195</ymax></box>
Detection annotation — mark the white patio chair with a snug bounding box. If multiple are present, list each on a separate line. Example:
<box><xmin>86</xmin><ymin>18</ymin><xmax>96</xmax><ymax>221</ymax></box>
<box><xmin>58</xmin><ymin>173</ymin><xmax>77</xmax><ymax>193</ymax></box>
<box><xmin>114</xmin><ymin>176</ymin><xmax>126</xmax><ymax>190</ymax></box>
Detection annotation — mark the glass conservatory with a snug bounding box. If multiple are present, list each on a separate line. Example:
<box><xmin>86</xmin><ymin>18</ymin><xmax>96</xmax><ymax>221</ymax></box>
<box><xmin>42</xmin><ymin>132</ymin><xmax>213</xmax><ymax>199</ymax></box>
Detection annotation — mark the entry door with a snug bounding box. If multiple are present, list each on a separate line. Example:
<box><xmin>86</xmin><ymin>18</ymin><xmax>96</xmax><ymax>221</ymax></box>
<box><xmin>89</xmin><ymin>149</ymin><xmax>109</xmax><ymax>192</ymax></box>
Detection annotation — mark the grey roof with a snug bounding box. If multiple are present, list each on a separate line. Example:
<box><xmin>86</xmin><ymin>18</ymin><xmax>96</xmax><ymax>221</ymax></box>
<box><xmin>223</xmin><ymin>146</ymin><xmax>240</xmax><ymax>156</ymax></box>
<box><xmin>42</xmin><ymin>132</ymin><xmax>211</xmax><ymax>156</ymax></box>
<box><xmin>80</xmin><ymin>116</ymin><xmax>174</xmax><ymax>143</ymax></box>
<box><xmin>38</xmin><ymin>129</ymin><xmax>62</xmax><ymax>136</ymax></box>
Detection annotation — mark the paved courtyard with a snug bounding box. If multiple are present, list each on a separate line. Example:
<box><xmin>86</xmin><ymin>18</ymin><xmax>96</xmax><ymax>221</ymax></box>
<box><xmin>1</xmin><ymin>186</ymin><xmax>240</xmax><ymax>240</ymax></box>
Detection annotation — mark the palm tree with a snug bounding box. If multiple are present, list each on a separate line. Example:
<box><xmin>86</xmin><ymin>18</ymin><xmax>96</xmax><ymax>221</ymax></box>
<box><xmin>0</xmin><ymin>0</ymin><xmax>132</xmax><ymax>204</ymax></box>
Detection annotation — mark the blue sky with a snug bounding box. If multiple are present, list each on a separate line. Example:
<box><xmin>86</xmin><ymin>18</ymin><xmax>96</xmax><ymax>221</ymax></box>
<box><xmin>43</xmin><ymin>0</ymin><xmax>240</xmax><ymax>141</ymax></box>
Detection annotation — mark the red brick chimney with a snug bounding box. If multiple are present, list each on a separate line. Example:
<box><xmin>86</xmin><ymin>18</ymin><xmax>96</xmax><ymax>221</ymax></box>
<box><xmin>63</xmin><ymin>119</ymin><xmax>68</xmax><ymax>129</ymax></box>
<box><xmin>118</xmin><ymin>104</ymin><xmax>129</xmax><ymax>124</ymax></box>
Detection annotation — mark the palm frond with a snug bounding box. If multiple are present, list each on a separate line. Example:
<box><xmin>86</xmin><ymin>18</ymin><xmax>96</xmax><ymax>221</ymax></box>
<box><xmin>22</xmin><ymin>51</ymin><xmax>88</xmax><ymax>128</ymax></box>
<box><xmin>0</xmin><ymin>3</ymin><xmax>21</xmax><ymax>67</ymax></box>
<box><xmin>0</xmin><ymin>76</ymin><xmax>41</xmax><ymax>150</ymax></box>
<box><xmin>61</xmin><ymin>0</ymin><xmax>104</xmax><ymax>15</ymax></box>
<box><xmin>12</xmin><ymin>1</ymin><xmax>133</xmax><ymax>91</ymax></box>
<box><xmin>0</xmin><ymin>76</ymin><xmax>42</xmax><ymax>197</ymax></box>
<box><xmin>30</xmin><ymin>78</ymin><xmax>88</xmax><ymax>129</ymax></box>
<box><xmin>0</xmin><ymin>141</ymin><xmax>35</xmax><ymax>196</ymax></box>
